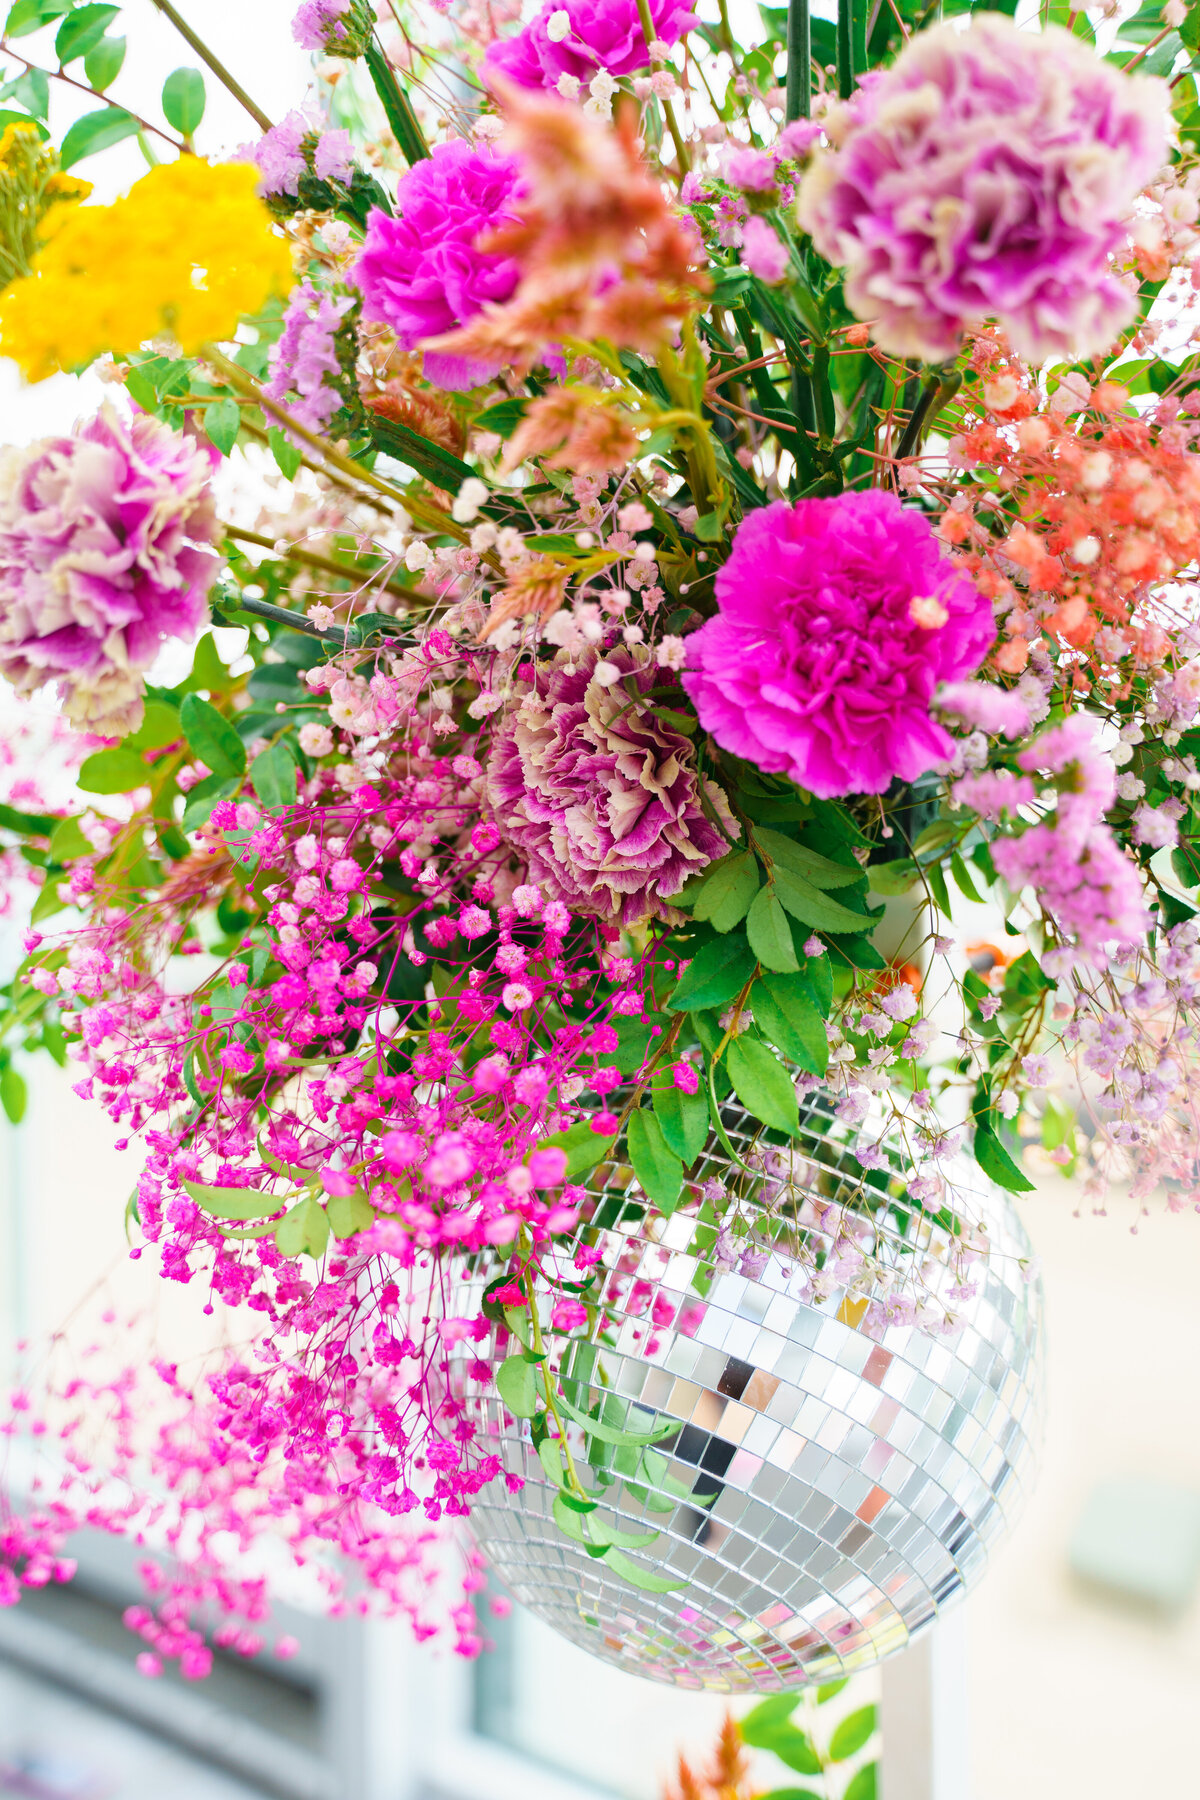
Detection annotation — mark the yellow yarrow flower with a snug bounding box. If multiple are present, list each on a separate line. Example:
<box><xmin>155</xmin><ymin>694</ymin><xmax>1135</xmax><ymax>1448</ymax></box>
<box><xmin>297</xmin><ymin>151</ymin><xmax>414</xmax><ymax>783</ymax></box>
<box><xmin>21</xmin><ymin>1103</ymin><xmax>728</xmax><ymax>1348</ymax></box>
<box><xmin>0</xmin><ymin>156</ymin><xmax>294</xmax><ymax>381</ymax></box>
<box><xmin>0</xmin><ymin>121</ymin><xmax>92</xmax><ymax>293</ymax></box>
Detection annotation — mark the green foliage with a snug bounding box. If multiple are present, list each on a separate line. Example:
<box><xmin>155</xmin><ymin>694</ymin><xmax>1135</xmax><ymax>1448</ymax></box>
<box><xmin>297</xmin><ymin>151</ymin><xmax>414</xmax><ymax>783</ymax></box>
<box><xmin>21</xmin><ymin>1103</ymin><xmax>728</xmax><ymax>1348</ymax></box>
<box><xmin>689</xmin><ymin>849</ymin><xmax>760</xmax><ymax>931</ymax></box>
<box><xmin>55</xmin><ymin>3</ymin><xmax>119</xmax><ymax>63</ymax></box>
<box><xmin>179</xmin><ymin>695</ymin><xmax>246</xmax><ymax>781</ymax></box>
<box><xmin>205</xmin><ymin>396</ymin><xmax>242</xmax><ymax>456</ymax></box>
<box><xmin>627</xmin><ymin>1107</ymin><xmax>684</xmax><ymax>1212</ymax></box>
<box><xmin>83</xmin><ymin>30</ymin><xmax>124</xmax><ymax>87</ymax></box>
<box><xmin>668</xmin><ymin>933</ymin><xmax>755</xmax><ymax>1012</ymax></box>
<box><xmin>726</xmin><ymin>1037</ymin><xmax>799</xmax><ymax>1134</ymax></box>
<box><xmin>753</xmin><ymin>972</ymin><xmax>829</xmax><ymax>1075</ymax></box>
<box><xmin>538</xmin><ymin>1119</ymin><xmax>616</xmax><ymax>1179</ymax></box>
<box><xmin>747</xmin><ymin>887</ymin><xmax>800</xmax><ymax>972</ymax></box>
<box><xmin>496</xmin><ymin>1353</ymin><xmax>540</xmax><ymax>1419</ymax></box>
<box><xmin>161</xmin><ymin>66</ymin><xmax>205</xmax><ymax>136</ymax></box>
<box><xmin>77</xmin><ymin>749</ymin><xmax>146</xmax><ymax>795</ymax></box>
<box><xmin>59</xmin><ymin>106</ymin><xmax>138</xmax><ymax>168</ymax></box>
<box><xmin>651</xmin><ymin>1070</ymin><xmax>709</xmax><ymax>1163</ymax></box>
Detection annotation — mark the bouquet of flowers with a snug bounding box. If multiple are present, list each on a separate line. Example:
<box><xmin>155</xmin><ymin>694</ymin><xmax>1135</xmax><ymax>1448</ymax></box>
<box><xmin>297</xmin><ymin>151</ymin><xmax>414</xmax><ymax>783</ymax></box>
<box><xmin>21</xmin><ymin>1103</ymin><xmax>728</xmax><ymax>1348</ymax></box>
<box><xmin>0</xmin><ymin>0</ymin><xmax>1192</xmax><ymax>1686</ymax></box>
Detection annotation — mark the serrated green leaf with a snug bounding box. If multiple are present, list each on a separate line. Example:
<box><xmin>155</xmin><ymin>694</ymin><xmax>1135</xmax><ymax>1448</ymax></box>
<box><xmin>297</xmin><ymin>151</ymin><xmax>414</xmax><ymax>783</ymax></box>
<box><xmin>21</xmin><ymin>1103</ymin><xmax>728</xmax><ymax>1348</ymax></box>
<box><xmin>83</xmin><ymin>32</ymin><xmax>125</xmax><ymax>89</ymax></box>
<box><xmin>0</xmin><ymin>1065</ymin><xmax>27</xmax><ymax>1125</ymax></box>
<box><xmin>161</xmin><ymin>65</ymin><xmax>205</xmax><ymax>136</ymax></box>
<box><xmin>249</xmin><ymin>742</ymin><xmax>297</xmax><ymax>811</ymax></box>
<box><xmin>538</xmin><ymin>1120</ymin><xmax>616</xmax><ymax>1180</ymax></box>
<box><xmin>667</xmin><ymin>933</ymin><xmax>755</xmax><ymax>1012</ymax></box>
<box><xmin>692</xmin><ymin>850</ymin><xmax>760</xmax><ymax>931</ymax></box>
<box><xmin>912</xmin><ymin>820</ymin><xmax>959</xmax><ymax>856</ymax></box>
<box><xmin>274</xmin><ymin>1194</ymin><xmax>330</xmax><ymax>1259</ymax></box>
<box><xmin>627</xmin><ymin>1108</ymin><xmax>683</xmax><ymax>1214</ymax></box>
<box><xmin>747</xmin><ymin>887</ymin><xmax>799</xmax><ymax>972</ymax></box>
<box><xmin>268</xmin><ymin>426</ymin><xmax>303</xmax><ymax>481</ymax></box>
<box><xmin>77</xmin><ymin>748</ymin><xmax>147</xmax><ymax>795</ymax></box>
<box><xmin>59</xmin><ymin>105</ymin><xmax>138</xmax><ymax>169</ymax></box>
<box><xmin>867</xmin><ymin>857</ymin><xmax>919</xmax><ymax>895</ymax></box>
<box><xmin>829</xmin><ymin>1706</ymin><xmax>877</xmax><ymax>1762</ymax></box>
<box><xmin>601</xmin><ymin>1546</ymin><xmax>689</xmax><ymax>1592</ymax></box>
<box><xmin>726</xmin><ymin>1037</ymin><xmax>799</xmax><ymax>1135</ymax></box>
<box><xmin>183</xmin><ymin>1179</ymin><xmax>291</xmax><ymax>1221</ymax></box>
<box><xmin>651</xmin><ymin>1071</ymin><xmax>709</xmax><ymax>1164</ymax></box>
<box><xmin>206</xmin><ymin>396</ymin><xmax>241</xmax><ymax>457</ymax></box>
<box><xmin>755</xmin><ymin>827</ymin><xmax>862</xmax><ymax>889</ymax></box>
<box><xmin>326</xmin><ymin>1187</ymin><xmax>375</xmax><ymax>1238</ymax></box>
<box><xmin>496</xmin><ymin>1353</ymin><xmax>540</xmax><ymax>1419</ymax></box>
<box><xmin>56</xmin><ymin>4</ymin><xmax>119</xmax><ymax>65</ymax></box>
<box><xmin>753</xmin><ymin>972</ymin><xmax>828</xmax><ymax>1075</ymax></box>
<box><xmin>774</xmin><ymin>866</ymin><xmax>872</xmax><ymax>934</ymax></box>
<box><xmin>180</xmin><ymin>694</ymin><xmax>246</xmax><ymax>780</ymax></box>
<box><xmin>974</xmin><ymin>1124</ymin><xmax>1035</xmax><ymax>1193</ymax></box>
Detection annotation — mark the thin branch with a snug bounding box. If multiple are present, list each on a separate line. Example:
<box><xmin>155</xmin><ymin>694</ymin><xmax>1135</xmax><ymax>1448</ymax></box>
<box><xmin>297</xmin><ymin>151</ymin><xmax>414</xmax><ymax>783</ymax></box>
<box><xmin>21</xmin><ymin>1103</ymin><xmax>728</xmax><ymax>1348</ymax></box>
<box><xmin>148</xmin><ymin>0</ymin><xmax>273</xmax><ymax>132</ymax></box>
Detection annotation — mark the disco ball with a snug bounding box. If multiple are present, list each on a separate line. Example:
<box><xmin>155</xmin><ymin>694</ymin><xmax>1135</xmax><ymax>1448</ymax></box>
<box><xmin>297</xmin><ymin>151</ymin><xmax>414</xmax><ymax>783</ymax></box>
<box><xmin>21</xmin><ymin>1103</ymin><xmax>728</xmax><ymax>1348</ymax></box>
<box><xmin>457</xmin><ymin>1098</ymin><xmax>1044</xmax><ymax>1692</ymax></box>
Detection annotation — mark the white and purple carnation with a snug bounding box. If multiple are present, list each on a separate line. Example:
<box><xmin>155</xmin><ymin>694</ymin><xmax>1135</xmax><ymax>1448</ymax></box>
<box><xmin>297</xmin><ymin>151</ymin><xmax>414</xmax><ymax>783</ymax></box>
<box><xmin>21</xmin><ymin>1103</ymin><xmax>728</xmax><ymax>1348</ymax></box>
<box><xmin>0</xmin><ymin>406</ymin><xmax>220</xmax><ymax>735</ymax></box>
<box><xmin>797</xmin><ymin>16</ymin><xmax>1167</xmax><ymax>362</ymax></box>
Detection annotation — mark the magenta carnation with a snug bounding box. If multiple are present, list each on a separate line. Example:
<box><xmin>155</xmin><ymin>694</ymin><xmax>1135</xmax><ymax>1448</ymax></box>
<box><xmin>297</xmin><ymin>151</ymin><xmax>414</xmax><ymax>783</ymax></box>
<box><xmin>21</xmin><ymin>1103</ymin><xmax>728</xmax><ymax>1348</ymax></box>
<box><xmin>797</xmin><ymin>16</ymin><xmax>1167</xmax><ymax>362</ymax></box>
<box><xmin>682</xmin><ymin>490</ymin><xmax>994</xmax><ymax>799</ymax></box>
<box><xmin>0</xmin><ymin>405</ymin><xmax>220</xmax><ymax>735</ymax></box>
<box><xmin>352</xmin><ymin>142</ymin><xmax>524</xmax><ymax>392</ymax></box>
<box><xmin>485</xmin><ymin>646</ymin><xmax>732</xmax><ymax>925</ymax></box>
<box><xmin>484</xmin><ymin>0</ymin><xmax>696</xmax><ymax>90</ymax></box>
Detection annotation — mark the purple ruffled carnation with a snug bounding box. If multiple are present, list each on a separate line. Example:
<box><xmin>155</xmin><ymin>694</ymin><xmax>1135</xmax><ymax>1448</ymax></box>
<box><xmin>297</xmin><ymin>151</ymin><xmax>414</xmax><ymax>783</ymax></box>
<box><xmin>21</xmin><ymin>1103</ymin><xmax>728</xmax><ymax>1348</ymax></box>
<box><xmin>0</xmin><ymin>405</ymin><xmax>220</xmax><ymax>735</ymax></box>
<box><xmin>352</xmin><ymin>141</ymin><xmax>524</xmax><ymax>391</ymax></box>
<box><xmin>265</xmin><ymin>280</ymin><xmax>354</xmax><ymax>435</ymax></box>
<box><xmin>484</xmin><ymin>0</ymin><xmax>696</xmax><ymax>90</ymax></box>
<box><xmin>797</xmin><ymin>16</ymin><xmax>1167</xmax><ymax>362</ymax></box>
<box><xmin>682</xmin><ymin>490</ymin><xmax>994</xmax><ymax>799</ymax></box>
<box><xmin>485</xmin><ymin>645</ymin><xmax>732</xmax><ymax>926</ymax></box>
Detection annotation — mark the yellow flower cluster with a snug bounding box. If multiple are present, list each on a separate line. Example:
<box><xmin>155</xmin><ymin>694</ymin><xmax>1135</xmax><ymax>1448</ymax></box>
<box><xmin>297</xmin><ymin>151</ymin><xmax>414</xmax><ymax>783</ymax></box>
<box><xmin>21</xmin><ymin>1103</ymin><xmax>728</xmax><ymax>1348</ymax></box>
<box><xmin>0</xmin><ymin>156</ymin><xmax>294</xmax><ymax>381</ymax></box>
<box><xmin>0</xmin><ymin>122</ymin><xmax>92</xmax><ymax>294</ymax></box>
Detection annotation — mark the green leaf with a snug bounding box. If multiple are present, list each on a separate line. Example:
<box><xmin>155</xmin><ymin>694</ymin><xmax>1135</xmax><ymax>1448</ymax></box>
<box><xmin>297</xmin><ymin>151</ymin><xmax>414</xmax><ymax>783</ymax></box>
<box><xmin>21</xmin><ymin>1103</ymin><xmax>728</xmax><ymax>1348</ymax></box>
<box><xmin>77</xmin><ymin>748</ymin><xmax>147</xmax><ymax>794</ymax></box>
<box><xmin>125</xmin><ymin>700</ymin><xmax>182</xmax><ymax>751</ymax></box>
<box><xmin>59</xmin><ymin>106</ymin><xmax>139</xmax><ymax>169</ymax></box>
<box><xmin>741</xmin><ymin>1694</ymin><xmax>801</xmax><ymax>1736</ymax></box>
<box><xmin>47</xmin><ymin>816</ymin><xmax>92</xmax><ymax>863</ymax></box>
<box><xmin>83</xmin><ymin>32</ymin><xmax>125</xmax><ymax>89</ymax></box>
<box><xmin>692</xmin><ymin>850</ymin><xmax>760</xmax><ymax>931</ymax></box>
<box><xmin>161</xmin><ymin>66</ymin><xmax>205</xmax><ymax>135</ymax></box>
<box><xmin>267</xmin><ymin>426</ymin><xmax>303</xmax><ymax>481</ymax></box>
<box><xmin>181</xmin><ymin>773</ymin><xmax>238</xmax><ymax>832</ymax></box>
<box><xmin>5</xmin><ymin>0</ymin><xmax>73</xmax><ymax>41</ymax></box>
<box><xmin>249</xmin><ymin>742</ymin><xmax>297</xmax><ymax>811</ymax></box>
<box><xmin>538</xmin><ymin>1119</ymin><xmax>616</xmax><ymax>1180</ymax></box>
<box><xmin>867</xmin><ymin>857</ymin><xmax>919</xmax><ymax>896</ymax></box>
<box><xmin>816</xmin><ymin>1679</ymin><xmax>848</xmax><ymax>1703</ymax></box>
<box><xmin>753</xmin><ymin>972</ymin><xmax>828</xmax><ymax>1075</ymax></box>
<box><xmin>651</xmin><ymin>1070</ymin><xmax>709</xmax><ymax>1164</ymax></box>
<box><xmin>30</xmin><ymin>882</ymin><xmax>66</xmax><ymax>924</ymax></box>
<box><xmin>600</xmin><ymin>1547</ymin><xmax>688</xmax><ymax>1592</ymax></box>
<box><xmin>744</xmin><ymin>1725</ymin><xmax>821</xmax><ymax>1776</ymax></box>
<box><xmin>473</xmin><ymin>396</ymin><xmax>527</xmax><ymax>439</ymax></box>
<box><xmin>667</xmin><ymin>933</ymin><xmax>755</xmax><ymax>1013</ymax></box>
<box><xmin>205</xmin><ymin>396</ymin><xmax>242</xmax><ymax>457</ymax></box>
<box><xmin>829</xmin><ymin>1706</ymin><xmax>876</xmax><ymax>1762</ymax></box>
<box><xmin>726</xmin><ymin>1037</ymin><xmax>798</xmax><ymax>1135</ymax></box>
<box><xmin>326</xmin><ymin>1187</ymin><xmax>375</xmax><ymax>1238</ymax></box>
<box><xmin>950</xmin><ymin>852</ymin><xmax>983</xmax><ymax>904</ymax></box>
<box><xmin>552</xmin><ymin>1495</ymin><xmax>659</xmax><ymax>1550</ymax></box>
<box><xmin>274</xmin><ymin>1194</ymin><xmax>330</xmax><ymax>1259</ymax></box>
<box><xmin>0</xmin><ymin>107</ymin><xmax>48</xmax><ymax>138</ymax></box>
<box><xmin>774</xmin><ymin>867</ymin><xmax>872</xmax><ymax>934</ymax></box>
<box><xmin>55</xmin><ymin>3</ymin><xmax>119</xmax><ymax>64</ymax></box>
<box><xmin>627</xmin><ymin>1108</ymin><xmax>684</xmax><ymax>1214</ymax></box>
<box><xmin>496</xmin><ymin>1353</ymin><xmax>540</xmax><ymax>1419</ymax></box>
<box><xmin>368</xmin><ymin>411</ymin><xmax>475</xmax><ymax>491</ymax></box>
<box><xmin>843</xmin><ymin>1767</ymin><xmax>878</xmax><ymax>1800</ymax></box>
<box><xmin>755</xmin><ymin>827</ymin><xmax>862</xmax><ymax>889</ymax></box>
<box><xmin>180</xmin><ymin>694</ymin><xmax>246</xmax><ymax>780</ymax></box>
<box><xmin>0</xmin><ymin>1066</ymin><xmax>27</xmax><ymax>1125</ymax></box>
<box><xmin>747</xmin><ymin>887</ymin><xmax>799</xmax><ymax>972</ymax></box>
<box><xmin>0</xmin><ymin>800</ymin><xmax>56</xmax><ymax>835</ymax></box>
<box><xmin>537</xmin><ymin>1435</ymin><xmax>565</xmax><ymax>1485</ymax></box>
<box><xmin>555</xmin><ymin>1389</ymin><xmax>676</xmax><ymax>1447</ymax></box>
<box><xmin>182</xmin><ymin>1179</ymin><xmax>290</xmax><ymax>1221</ymax></box>
<box><xmin>974</xmin><ymin>1124</ymin><xmax>1035</xmax><ymax>1193</ymax></box>
<box><xmin>0</xmin><ymin>66</ymin><xmax>49</xmax><ymax>118</ymax></box>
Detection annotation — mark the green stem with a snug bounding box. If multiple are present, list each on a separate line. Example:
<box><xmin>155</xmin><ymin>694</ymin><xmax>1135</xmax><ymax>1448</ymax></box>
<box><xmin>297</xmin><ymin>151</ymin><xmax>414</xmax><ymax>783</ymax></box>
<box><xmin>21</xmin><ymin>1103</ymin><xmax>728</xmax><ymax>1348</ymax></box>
<box><xmin>364</xmin><ymin>36</ymin><xmax>429</xmax><ymax>164</ymax></box>
<box><xmin>892</xmin><ymin>365</ymin><xmax>962</xmax><ymax>465</ymax></box>
<box><xmin>836</xmin><ymin>0</ymin><xmax>853</xmax><ymax>98</ymax></box>
<box><xmin>148</xmin><ymin>0</ymin><xmax>273</xmax><ymax>132</ymax></box>
<box><xmin>785</xmin><ymin>0</ymin><xmax>811</xmax><ymax>122</ymax></box>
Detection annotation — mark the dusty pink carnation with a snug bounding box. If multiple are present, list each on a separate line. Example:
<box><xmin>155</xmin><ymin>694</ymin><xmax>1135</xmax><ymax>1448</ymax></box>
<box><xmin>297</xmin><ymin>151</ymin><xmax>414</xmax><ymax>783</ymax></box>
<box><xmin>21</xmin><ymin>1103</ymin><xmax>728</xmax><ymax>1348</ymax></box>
<box><xmin>353</xmin><ymin>142</ymin><xmax>524</xmax><ymax>391</ymax></box>
<box><xmin>797</xmin><ymin>16</ymin><xmax>1167</xmax><ymax>362</ymax></box>
<box><xmin>682</xmin><ymin>491</ymin><xmax>994</xmax><ymax>798</ymax></box>
<box><xmin>484</xmin><ymin>0</ymin><xmax>695</xmax><ymax>88</ymax></box>
<box><xmin>0</xmin><ymin>405</ymin><xmax>220</xmax><ymax>735</ymax></box>
<box><xmin>485</xmin><ymin>646</ymin><xmax>732</xmax><ymax>925</ymax></box>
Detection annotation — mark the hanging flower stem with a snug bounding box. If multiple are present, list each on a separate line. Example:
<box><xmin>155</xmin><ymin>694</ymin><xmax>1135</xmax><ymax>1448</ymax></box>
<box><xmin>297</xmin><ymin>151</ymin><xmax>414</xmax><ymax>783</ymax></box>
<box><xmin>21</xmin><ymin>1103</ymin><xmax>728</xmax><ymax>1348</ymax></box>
<box><xmin>148</xmin><ymin>0</ymin><xmax>274</xmax><ymax>132</ymax></box>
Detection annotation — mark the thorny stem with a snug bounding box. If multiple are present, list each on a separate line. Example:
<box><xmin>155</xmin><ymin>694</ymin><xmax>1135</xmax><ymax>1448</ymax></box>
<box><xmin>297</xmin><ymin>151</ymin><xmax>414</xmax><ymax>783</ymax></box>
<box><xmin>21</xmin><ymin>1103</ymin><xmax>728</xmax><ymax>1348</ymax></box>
<box><xmin>148</xmin><ymin>0</ymin><xmax>274</xmax><ymax>132</ymax></box>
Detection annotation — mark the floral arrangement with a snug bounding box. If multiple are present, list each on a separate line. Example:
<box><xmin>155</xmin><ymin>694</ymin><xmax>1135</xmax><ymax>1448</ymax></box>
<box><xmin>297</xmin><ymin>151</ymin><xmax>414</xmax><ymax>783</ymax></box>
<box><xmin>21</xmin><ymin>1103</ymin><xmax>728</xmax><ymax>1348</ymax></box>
<box><xmin>0</xmin><ymin>0</ymin><xmax>1193</xmax><ymax>1679</ymax></box>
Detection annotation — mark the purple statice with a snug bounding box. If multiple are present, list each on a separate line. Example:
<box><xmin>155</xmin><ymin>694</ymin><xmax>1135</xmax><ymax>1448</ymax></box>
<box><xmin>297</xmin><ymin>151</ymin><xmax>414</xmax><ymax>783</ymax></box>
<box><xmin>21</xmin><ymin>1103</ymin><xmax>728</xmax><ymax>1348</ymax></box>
<box><xmin>797</xmin><ymin>16</ymin><xmax>1167</xmax><ymax>362</ymax></box>
<box><xmin>292</xmin><ymin>0</ymin><xmax>371</xmax><ymax>55</ymax></box>
<box><xmin>483</xmin><ymin>0</ymin><xmax>695</xmax><ymax>90</ymax></box>
<box><xmin>265</xmin><ymin>281</ymin><xmax>355</xmax><ymax>435</ymax></box>
<box><xmin>485</xmin><ymin>645</ymin><xmax>732</xmax><ymax>926</ymax></box>
<box><xmin>0</xmin><ymin>405</ymin><xmax>220</xmax><ymax>735</ymax></box>
<box><xmin>240</xmin><ymin>112</ymin><xmax>354</xmax><ymax>198</ymax></box>
<box><xmin>353</xmin><ymin>141</ymin><xmax>524</xmax><ymax>391</ymax></box>
<box><xmin>682</xmin><ymin>490</ymin><xmax>994</xmax><ymax>799</ymax></box>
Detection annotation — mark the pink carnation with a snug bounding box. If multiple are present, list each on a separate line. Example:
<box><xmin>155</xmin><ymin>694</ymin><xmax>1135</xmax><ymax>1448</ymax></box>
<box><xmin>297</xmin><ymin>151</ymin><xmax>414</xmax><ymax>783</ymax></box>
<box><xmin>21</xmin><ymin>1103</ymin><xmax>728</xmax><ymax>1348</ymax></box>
<box><xmin>682</xmin><ymin>491</ymin><xmax>994</xmax><ymax>798</ymax></box>
<box><xmin>797</xmin><ymin>16</ymin><xmax>1167</xmax><ymax>362</ymax></box>
<box><xmin>486</xmin><ymin>646</ymin><xmax>732</xmax><ymax>926</ymax></box>
<box><xmin>0</xmin><ymin>405</ymin><xmax>219</xmax><ymax>735</ymax></box>
<box><xmin>484</xmin><ymin>0</ymin><xmax>695</xmax><ymax>88</ymax></box>
<box><xmin>353</xmin><ymin>142</ymin><xmax>524</xmax><ymax>391</ymax></box>
<box><xmin>741</xmin><ymin>216</ymin><xmax>789</xmax><ymax>284</ymax></box>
